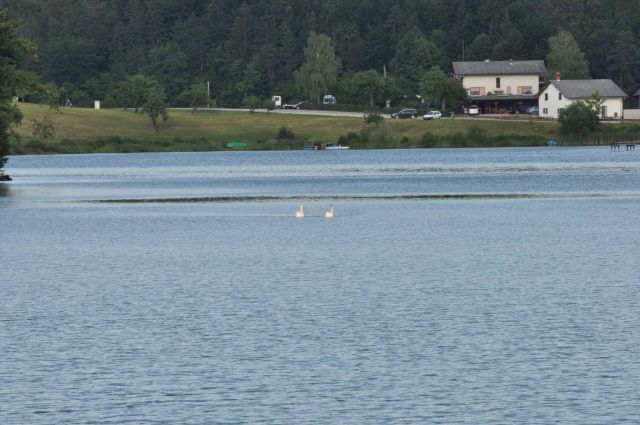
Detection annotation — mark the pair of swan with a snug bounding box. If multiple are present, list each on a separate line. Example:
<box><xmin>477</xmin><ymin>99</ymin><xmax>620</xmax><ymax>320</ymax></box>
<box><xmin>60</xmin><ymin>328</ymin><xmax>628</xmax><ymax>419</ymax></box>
<box><xmin>296</xmin><ymin>204</ymin><xmax>334</xmax><ymax>218</ymax></box>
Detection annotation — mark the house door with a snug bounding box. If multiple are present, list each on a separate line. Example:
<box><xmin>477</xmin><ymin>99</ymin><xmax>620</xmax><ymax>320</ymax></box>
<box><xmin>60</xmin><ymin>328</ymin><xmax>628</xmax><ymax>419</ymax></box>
<box><xmin>601</xmin><ymin>105</ymin><xmax>607</xmax><ymax>118</ymax></box>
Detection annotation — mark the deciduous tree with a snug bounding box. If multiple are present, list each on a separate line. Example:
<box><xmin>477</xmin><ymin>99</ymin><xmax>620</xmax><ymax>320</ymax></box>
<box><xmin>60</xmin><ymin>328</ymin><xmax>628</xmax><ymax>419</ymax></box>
<box><xmin>420</xmin><ymin>67</ymin><xmax>467</xmax><ymax>111</ymax></box>
<box><xmin>558</xmin><ymin>101</ymin><xmax>599</xmax><ymax>134</ymax></box>
<box><xmin>1</xmin><ymin>10</ymin><xmax>37</xmax><ymax>174</ymax></box>
<box><xmin>546</xmin><ymin>31</ymin><xmax>590</xmax><ymax>79</ymax></box>
<box><xmin>340</xmin><ymin>70</ymin><xmax>386</xmax><ymax>107</ymax></box>
<box><xmin>143</xmin><ymin>86</ymin><xmax>168</xmax><ymax>131</ymax></box>
<box><xmin>293</xmin><ymin>32</ymin><xmax>341</xmax><ymax>103</ymax></box>
<box><xmin>179</xmin><ymin>82</ymin><xmax>209</xmax><ymax>112</ymax></box>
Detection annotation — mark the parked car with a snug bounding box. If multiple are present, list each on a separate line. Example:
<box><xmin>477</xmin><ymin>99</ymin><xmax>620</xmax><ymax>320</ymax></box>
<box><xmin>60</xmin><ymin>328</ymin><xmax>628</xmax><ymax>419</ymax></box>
<box><xmin>294</xmin><ymin>100</ymin><xmax>311</xmax><ymax>109</ymax></box>
<box><xmin>323</xmin><ymin>95</ymin><xmax>336</xmax><ymax>105</ymax></box>
<box><xmin>526</xmin><ymin>106</ymin><xmax>539</xmax><ymax>114</ymax></box>
<box><xmin>423</xmin><ymin>110</ymin><xmax>442</xmax><ymax>120</ymax></box>
<box><xmin>391</xmin><ymin>108</ymin><xmax>419</xmax><ymax>119</ymax></box>
<box><xmin>468</xmin><ymin>105</ymin><xmax>479</xmax><ymax>115</ymax></box>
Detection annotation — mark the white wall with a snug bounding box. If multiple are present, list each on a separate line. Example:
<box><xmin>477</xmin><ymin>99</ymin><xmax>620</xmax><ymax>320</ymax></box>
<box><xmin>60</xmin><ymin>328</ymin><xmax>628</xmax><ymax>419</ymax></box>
<box><xmin>538</xmin><ymin>84</ymin><xmax>624</xmax><ymax>119</ymax></box>
<box><xmin>623</xmin><ymin>109</ymin><xmax>640</xmax><ymax>120</ymax></box>
<box><xmin>463</xmin><ymin>75</ymin><xmax>540</xmax><ymax>96</ymax></box>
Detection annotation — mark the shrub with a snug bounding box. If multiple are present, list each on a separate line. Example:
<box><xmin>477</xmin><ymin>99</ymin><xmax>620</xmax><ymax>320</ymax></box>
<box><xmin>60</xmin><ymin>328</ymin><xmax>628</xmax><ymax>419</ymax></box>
<box><xmin>421</xmin><ymin>131</ymin><xmax>439</xmax><ymax>148</ymax></box>
<box><xmin>363</xmin><ymin>111</ymin><xmax>384</xmax><ymax>125</ymax></box>
<box><xmin>558</xmin><ymin>101</ymin><xmax>599</xmax><ymax>134</ymax></box>
<box><xmin>242</xmin><ymin>95</ymin><xmax>261</xmax><ymax>113</ymax></box>
<box><xmin>277</xmin><ymin>127</ymin><xmax>296</xmax><ymax>140</ymax></box>
<box><xmin>31</xmin><ymin>113</ymin><xmax>56</xmax><ymax>138</ymax></box>
<box><xmin>263</xmin><ymin>99</ymin><xmax>276</xmax><ymax>111</ymax></box>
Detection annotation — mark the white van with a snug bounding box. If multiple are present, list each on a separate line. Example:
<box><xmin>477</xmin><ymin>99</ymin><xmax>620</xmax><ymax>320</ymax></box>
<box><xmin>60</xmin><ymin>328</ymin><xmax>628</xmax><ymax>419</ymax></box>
<box><xmin>323</xmin><ymin>95</ymin><xmax>336</xmax><ymax>105</ymax></box>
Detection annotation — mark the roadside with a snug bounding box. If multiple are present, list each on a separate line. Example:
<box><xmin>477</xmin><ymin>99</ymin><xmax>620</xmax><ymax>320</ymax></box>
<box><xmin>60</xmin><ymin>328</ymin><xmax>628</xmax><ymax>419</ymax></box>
<box><xmin>177</xmin><ymin>107</ymin><xmax>554</xmax><ymax>122</ymax></box>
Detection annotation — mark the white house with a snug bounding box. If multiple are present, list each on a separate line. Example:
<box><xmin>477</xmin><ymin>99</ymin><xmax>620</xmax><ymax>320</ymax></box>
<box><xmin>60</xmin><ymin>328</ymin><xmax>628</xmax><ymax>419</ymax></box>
<box><xmin>452</xmin><ymin>59</ymin><xmax>546</xmax><ymax>113</ymax></box>
<box><xmin>538</xmin><ymin>78</ymin><xmax>626</xmax><ymax>119</ymax></box>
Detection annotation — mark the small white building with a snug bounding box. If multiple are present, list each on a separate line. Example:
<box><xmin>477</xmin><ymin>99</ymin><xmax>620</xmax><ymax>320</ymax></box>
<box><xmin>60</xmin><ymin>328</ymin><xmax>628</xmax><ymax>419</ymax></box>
<box><xmin>538</xmin><ymin>78</ymin><xmax>626</xmax><ymax>119</ymax></box>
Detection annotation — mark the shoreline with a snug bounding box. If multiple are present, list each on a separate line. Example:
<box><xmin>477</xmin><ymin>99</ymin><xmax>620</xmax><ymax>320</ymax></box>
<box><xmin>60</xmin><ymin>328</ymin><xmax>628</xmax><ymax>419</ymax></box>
<box><xmin>10</xmin><ymin>103</ymin><xmax>639</xmax><ymax>155</ymax></box>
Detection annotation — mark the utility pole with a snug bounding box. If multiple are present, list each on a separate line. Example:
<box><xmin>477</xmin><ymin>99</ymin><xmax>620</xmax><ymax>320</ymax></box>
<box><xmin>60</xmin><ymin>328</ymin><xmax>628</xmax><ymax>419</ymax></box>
<box><xmin>207</xmin><ymin>81</ymin><xmax>210</xmax><ymax>109</ymax></box>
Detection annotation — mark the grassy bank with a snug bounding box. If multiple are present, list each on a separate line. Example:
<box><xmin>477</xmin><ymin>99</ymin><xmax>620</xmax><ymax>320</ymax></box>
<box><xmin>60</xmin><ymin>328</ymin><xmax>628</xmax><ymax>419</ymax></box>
<box><xmin>11</xmin><ymin>103</ymin><xmax>560</xmax><ymax>154</ymax></box>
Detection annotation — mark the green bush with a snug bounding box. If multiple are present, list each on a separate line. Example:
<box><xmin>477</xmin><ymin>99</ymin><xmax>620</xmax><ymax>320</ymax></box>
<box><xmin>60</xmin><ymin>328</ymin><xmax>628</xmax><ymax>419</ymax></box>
<box><xmin>421</xmin><ymin>131</ymin><xmax>439</xmax><ymax>148</ymax></box>
<box><xmin>277</xmin><ymin>127</ymin><xmax>296</xmax><ymax>140</ymax></box>
<box><xmin>364</xmin><ymin>111</ymin><xmax>384</xmax><ymax>125</ymax></box>
<box><xmin>558</xmin><ymin>101</ymin><xmax>599</xmax><ymax>134</ymax></box>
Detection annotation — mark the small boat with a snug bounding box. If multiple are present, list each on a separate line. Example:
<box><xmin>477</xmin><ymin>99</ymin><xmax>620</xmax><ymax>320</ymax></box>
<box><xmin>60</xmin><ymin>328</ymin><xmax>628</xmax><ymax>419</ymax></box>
<box><xmin>324</xmin><ymin>144</ymin><xmax>350</xmax><ymax>150</ymax></box>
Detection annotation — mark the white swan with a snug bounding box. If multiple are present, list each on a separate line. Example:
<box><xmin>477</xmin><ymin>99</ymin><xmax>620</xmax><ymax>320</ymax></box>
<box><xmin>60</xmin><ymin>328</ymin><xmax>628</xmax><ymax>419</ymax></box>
<box><xmin>324</xmin><ymin>204</ymin><xmax>334</xmax><ymax>218</ymax></box>
<box><xmin>295</xmin><ymin>204</ymin><xmax>304</xmax><ymax>218</ymax></box>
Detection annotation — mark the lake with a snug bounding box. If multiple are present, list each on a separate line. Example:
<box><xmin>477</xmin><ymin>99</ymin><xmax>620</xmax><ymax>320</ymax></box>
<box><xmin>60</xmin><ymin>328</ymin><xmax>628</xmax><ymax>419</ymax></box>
<box><xmin>1</xmin><ymin>147</ymin><xmax>639</xmax><ymax>424</ymax></box>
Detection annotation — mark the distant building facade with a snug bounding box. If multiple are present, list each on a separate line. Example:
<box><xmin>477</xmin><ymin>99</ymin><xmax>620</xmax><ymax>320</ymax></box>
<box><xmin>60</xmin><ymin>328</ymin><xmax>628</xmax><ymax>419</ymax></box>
<box><xmin>452</xmin><ymin>59</ymin><xmax>546</xmax><ymax>114</ymax></box>
<box><xmin>538</xmin><ymin>78</ymin><xmax>626</xmax><ymax>119</ymax></box>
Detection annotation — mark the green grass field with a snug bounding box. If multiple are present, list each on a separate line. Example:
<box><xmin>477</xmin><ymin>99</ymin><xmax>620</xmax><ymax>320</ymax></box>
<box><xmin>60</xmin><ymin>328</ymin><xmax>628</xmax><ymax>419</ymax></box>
<box><xmin>12</xmin><ymin>103</ymin><xmax>559</xmax><ymax>154</ymax></box>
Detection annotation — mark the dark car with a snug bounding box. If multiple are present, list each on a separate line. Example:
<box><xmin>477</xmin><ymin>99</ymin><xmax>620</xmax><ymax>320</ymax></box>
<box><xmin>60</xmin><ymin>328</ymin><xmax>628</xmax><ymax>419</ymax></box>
<box><xmin>391</xmin><ymin>108</ymin><xmax>419</xmax><ymax>119</ymax></box>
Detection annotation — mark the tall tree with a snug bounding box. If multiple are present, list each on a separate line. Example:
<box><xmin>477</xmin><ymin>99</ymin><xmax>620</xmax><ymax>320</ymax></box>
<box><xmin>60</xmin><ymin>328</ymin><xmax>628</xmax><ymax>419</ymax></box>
<box><xmin>546</xmin><ymin>30</ymin><xmax>590</xmax><ymax>79</ymax></box>
<box><xmin>1</xmin><ymin>9</ymin><xmax>37</xmax><ymax>174</ymax></box>
<box><xmin>179</xmin><ymin>82</ymin><xmax>209</xmax><ymax>112</ymax></box>
<box><xmin>339</xmin><ymin>70</ymin><xmax>387</xmax><ymax>107</ymax></box>
<box><xmin>606</xmin><ymin>31</ymin><xmax>638</xmax><ymax>100</ymax></box>
<box><xmin>420</xmin><ymin>66</ymin><xmax>467</xmax><ymax>111</ymax></box>
<box><xmin>390</xmin><ymin>26</ymin><xmax>443</xmax><ymax>90</ymax></box>
<box><xmin>108</xmin><ymin>74</ymin><xmax>160</xmax><ymax>112</ymax></box>
<box><xmin>293</xmin><ymin>32</ymin><xmax>341</xmax><ymax>103</ymax></box>
<box><xmin>143</xmin><ymin>85</ymin><xmax>168</xmax><ymax>131</ymax></box>
<box><xmin>466</xmin><ymin>33</ymin><xmax>493</xmax><ymax>61</ymax></box>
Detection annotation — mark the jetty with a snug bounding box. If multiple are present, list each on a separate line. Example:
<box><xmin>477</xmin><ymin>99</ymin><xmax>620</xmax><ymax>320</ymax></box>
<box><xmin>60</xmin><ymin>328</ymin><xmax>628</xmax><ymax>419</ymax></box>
<box><xmin>610</xmin><ymin>142</ymin><xmax>639</xmax><ymax>151</ymax></box>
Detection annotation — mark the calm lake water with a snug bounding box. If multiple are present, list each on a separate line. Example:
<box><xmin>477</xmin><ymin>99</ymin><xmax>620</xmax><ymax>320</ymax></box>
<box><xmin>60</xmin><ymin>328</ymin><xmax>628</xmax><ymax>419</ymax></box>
<box><xmin>1</xmin><ymin>147</ymin><xmax>640</xmax><ymax>424</ymax></box>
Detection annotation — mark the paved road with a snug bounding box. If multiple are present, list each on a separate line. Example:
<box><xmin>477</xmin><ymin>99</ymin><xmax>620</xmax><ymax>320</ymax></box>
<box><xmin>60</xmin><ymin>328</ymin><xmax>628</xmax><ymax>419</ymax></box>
<box><xmin>171</xmin><ymin>107</ymin><xmax>558</xmax><ymax>122</ymax></box>
<box><xmin>212</xmin><ymin>107</ymin><xmax>369</xmax><ymax>118</ymax></box>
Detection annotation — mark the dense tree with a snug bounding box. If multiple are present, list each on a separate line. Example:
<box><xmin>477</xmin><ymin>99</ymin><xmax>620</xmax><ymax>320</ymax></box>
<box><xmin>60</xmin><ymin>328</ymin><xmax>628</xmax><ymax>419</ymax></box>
<box><xmin>293</xmin><ymin>32</ymin><xmax>341</xmax><ymax>103</ymax></box>
<box><xmin>3</xmin><ymin>1</ymin><xmax>640</xmax><ymax>108</ymax></box>
<box><xmin>546</xmin><ymin>31</ymin><xmax>590</xmax><ymax>79</ymax></box>
<box><xmin>1</xmin><ymin>9</ymin><xmax>37</xmax><ymax>174</ymax></box>
<box><xmin>466</xmin><ymin>34</ymin><xmax>493</xmax><ymax>61</ymax></box>
<box><xmin>179</xmin><ymin>82</ymin><xmax>209</xmax><ymax>112</ymax></box>
<box><xmin>558</xmin><ymin>101</ymin><xmax>599</xmax><ymax>134</ymax></box>
<box><xmin>339</xmin><ymin>70</ymin><xmax>387</xmax><ymax>107</ymax></box>
<box><xmin>420</xmin><ymin>67</ymin><xmax>467</xmax><ymax>111</ymax></box>
<box><xmin>390</xmin><ymin>26</ymin><xmax>443</xmax><ymax>90</ymax></box>
<box><xmin>606</xmin><ymin>31</ymin><xmax>639</xmax><ymax>104</ymax></box>
<box><xmin>108</xmin><ymin>75</ymin><xmax>160</xmax><ymax>112</ymax></box>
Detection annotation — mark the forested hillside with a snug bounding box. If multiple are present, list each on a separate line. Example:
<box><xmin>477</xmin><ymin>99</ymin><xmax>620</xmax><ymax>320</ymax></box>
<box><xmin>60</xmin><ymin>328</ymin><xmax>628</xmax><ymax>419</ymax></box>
<box><xmin>3</xmin><ymin>0</ymin><xmax>640</xmax><ymax>107</ymax></box>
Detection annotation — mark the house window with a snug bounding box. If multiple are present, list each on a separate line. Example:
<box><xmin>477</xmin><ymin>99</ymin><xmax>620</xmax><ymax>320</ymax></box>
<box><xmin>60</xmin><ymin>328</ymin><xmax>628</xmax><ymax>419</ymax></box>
<box><xmin>559</xmin><ymin>93</ymin><xmax>562</xmax><ymax>100</ymax></box>
<box><xmin>544</xmin><ymin>93</ymin><xmax>548</xmax><ymax>101</ymax></box>
<box><xmin>518</xmin><ymin>86</ymin><xmax>533</xmax><ymax>95</ymax></box>
<box><xmin>543</xmin><ymin>108</ymin><xmax>548</xmax><ymax>114</ymax></box>
<box><xmin>469</xmin><ymin>87</ymin><xmax>485</xmax><ymax>96</ymax></box>
<box><xmin>496</xmin><ymin>78</ymin><xmax>501</xmax><ymax>88</ymax></box>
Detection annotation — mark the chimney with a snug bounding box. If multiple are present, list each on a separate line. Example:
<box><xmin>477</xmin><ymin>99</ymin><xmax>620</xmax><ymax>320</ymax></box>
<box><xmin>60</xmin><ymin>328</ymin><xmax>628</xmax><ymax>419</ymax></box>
<box><xmin>555</xmin><ymin>71</ymin><xmax>561</xmax><ymax>81</ymax></box>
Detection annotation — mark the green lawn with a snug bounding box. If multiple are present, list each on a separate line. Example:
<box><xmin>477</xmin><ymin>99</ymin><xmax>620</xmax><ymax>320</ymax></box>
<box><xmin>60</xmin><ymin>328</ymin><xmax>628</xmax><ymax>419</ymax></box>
<box><xmin>12</xmin><ymin>103</ymin><xmax>559</xmax><ymax>154</ymax></box>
